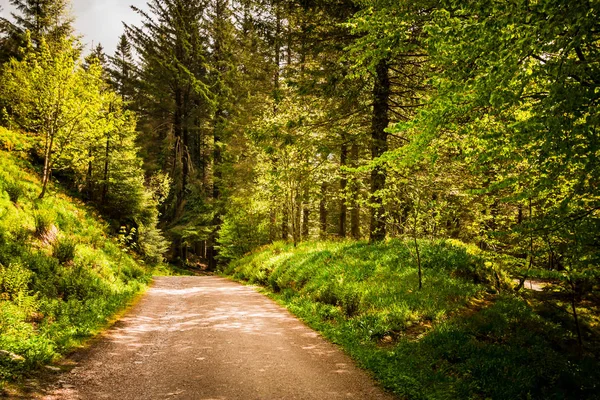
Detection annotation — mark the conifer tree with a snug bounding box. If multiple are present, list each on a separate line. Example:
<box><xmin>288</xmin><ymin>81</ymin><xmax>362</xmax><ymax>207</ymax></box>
<box><xmin>127</xmin><ymin>0</ymin><xmax>212</xmax><ymax>211</ymax></box>
<box><xmin>107</xmin><ymin>34</ymin><xmax>136</xmax><ymax>104</ymax></box>
<box><xmin>1</xmin><ymin>0</ymin><xmax>73</xmax><ymax>53</ymax></box>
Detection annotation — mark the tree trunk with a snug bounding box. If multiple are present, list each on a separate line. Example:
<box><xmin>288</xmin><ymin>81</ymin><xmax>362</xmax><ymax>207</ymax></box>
<box><xmin>339</xmin><ymin>136</ymin><xmax>348</xmax><ymax>238</ymax></box>
<box><xmin>320</xmin><ymin>182</ymin><xmax>328</xmax><ymax>239</ymax></box>
<box><xmin>369</xmin><ymin>58</ymin><xmax>390</xmax><ymax>242</ymax></box>
<box><xmin>281</xmin><ymin>199</ymin><xmax>289</xmax><ymax>240</ymax></box>
<box><xmin>292</xmin><ymin>189</ymin><xmax>301</xmax><ymax>246</ymax></box>
<box><xmin>39</xmin><ymin>130</ymin><xmax>55</xmax><ymax>199</ymax></box>
<box><xmin>207</xmin><ymin>0</ymin><xmax>228</xmax><ymax>271</ymax></box>
<box><xmin>86</xmin><ymin>148</ymin><xmax>93</xmax><ymax>201</ymax></box>
<box><xmin>350</xmin><ymin>142</ymin><xmax>360</xmax><ymax>239</ymax></box>
<box><xmin>173</xmin><ymin>87</ymin><xmax>185</xmax><ymax>207</ymax></box>
<box><xmin>101</xmin><ymin>132</ymin><xmax>110</xmax><ymax>204</ymax></box>
<box><xmin>302</xmin><ymin>187</ymin><xmax>310</xmax><ymax>239</ymax></box>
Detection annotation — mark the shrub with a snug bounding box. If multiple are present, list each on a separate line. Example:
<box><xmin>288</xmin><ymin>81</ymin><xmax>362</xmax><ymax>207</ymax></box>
<box><xmin>3</xmin><ymin>181</ymin><xmax>24</xmax><ymax>204</ymax></box>
<box><xmin>52</xmin><ymin>237</ymin><xmax>77</xmax><ymax>265</ymax></box>
<box><xmin>137</xmin><ymin>223</ymin><xmax>169</xmax><ymax>263</ymax></box>
<box><xmin>0</xmin><ymin>263</ymin><xmax>32</xmax><ymax>301</ymax></box>
<box><xmin>34</xmin><ymin>211</ymin><xmax>54</xmax><ymax>238</ymax></box>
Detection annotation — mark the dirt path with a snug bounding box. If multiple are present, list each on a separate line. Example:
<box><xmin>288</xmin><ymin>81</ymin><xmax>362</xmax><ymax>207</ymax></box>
<box><xmin>39</xmin><ymin>276</ymin><xmax>394</xmax><ymax>400</ymax></box>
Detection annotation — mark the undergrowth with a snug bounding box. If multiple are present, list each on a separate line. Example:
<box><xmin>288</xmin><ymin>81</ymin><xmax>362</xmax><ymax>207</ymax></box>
<box><xmin>0</xmin><ymin>128</ymin><xmax>173</xmax><ymax>387</ymax></box>
<box><xmin>224</xmin><ymin>240</ymin><xmax>600</xmax><ymax>399</ymax></box>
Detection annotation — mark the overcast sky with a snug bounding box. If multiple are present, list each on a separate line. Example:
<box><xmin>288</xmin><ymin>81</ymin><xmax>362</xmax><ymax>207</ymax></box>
<box><xmin>0</xmin><ymin>0</ymin><xmax>149</xmax><ymax>55</ymax></box>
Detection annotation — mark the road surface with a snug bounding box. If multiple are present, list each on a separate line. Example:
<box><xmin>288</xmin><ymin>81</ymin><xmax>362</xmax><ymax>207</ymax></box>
<box><xmin>40</xmin><ymin>276</ymin><xmax>394</xmax><ymax>400</ymax></box>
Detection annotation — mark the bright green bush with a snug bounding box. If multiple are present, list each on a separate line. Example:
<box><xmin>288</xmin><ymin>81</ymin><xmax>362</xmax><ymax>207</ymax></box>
<box><xmin>34</xmin><ymin>211</ymin><xmax>54</xmax><ymax>238</ymax></box>
<box><xmin>0</xmin><ymin>263</ymin><xmax>32</xmax><ymax>301</ymax></box>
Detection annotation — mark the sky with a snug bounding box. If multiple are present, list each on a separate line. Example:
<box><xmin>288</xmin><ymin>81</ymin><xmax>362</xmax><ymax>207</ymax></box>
<box><xmin>0</xmin><ymin>0</ymin><xmax>149</xmax><ymax>55</ymax></box>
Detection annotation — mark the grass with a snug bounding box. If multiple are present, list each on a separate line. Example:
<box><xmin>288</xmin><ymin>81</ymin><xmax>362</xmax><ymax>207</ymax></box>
<box><xmin>0</xmin><ymin>127</ymin><xmax>178</xmax><ymax>388</ymax></box>
<box><xmin>223</xmin><ymin>240</ymin><xmax>600</xmax><ymax>400</ymax></box>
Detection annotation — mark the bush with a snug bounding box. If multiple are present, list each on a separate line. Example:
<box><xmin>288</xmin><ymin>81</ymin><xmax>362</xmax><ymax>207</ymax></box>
<box><xmin>52</xmin><ymin>237</ymin><xmax>77</xmax><ymax>265</ymax></box>
<box><xmin>0</xmin><ymin>263</ymin><xmax>32</xmax><ymax>301</ymax></box>
<box><xmin>421</xmin><ymin>240</ymin><xmax>489</xmax><ymax>283</ymax></box>
<box><xmin>34</xmin><ymin>211</ymin><xmax>54</xmax><ymax>238</ymax></box>
<box><xmin>3</xmin><ymin>181</ymin><xmax>24</xmax><ymax>204</ymax></box>
<box><xmin>137</xmin><ymin>223</ymin><xmax>169</xmax><ymax>263</ymax></box>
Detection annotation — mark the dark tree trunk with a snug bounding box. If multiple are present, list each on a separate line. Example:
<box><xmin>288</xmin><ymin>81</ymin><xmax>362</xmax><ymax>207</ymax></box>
<box><xmin>281</xmin><ymin>201</ymin><xmax>289</xmax><ymax>240</ymax></box>
<box><xmin>173</xmin><ymin>87</ymin><xmax>185</xmax><ymax>207</ymax></box>
<box><xmin>207</xmin><ymin>0</ymin><xmax>228</xmax><ymax>271</ymax></box>
<box><xmin>101</xmin><ymin>132</ymin><xmax>110</xmax><ymax>204</ymax></box>
<box><xmin>369</xmin><ymin>58</ymin><xmax>390</xmax><ymax>242</ymax></box>
<box><xmin>350</xmin><ymin>142</ymin><xmax>360</xmax><ymax>239</ymax></box>
<box><xmin>208</xmin><ymin>107</ymin><xmax>223</xmax><ymax>271</ymax></box>
<box><xmin>86</xmin><ymin>148</ymin><xmax>93</xmax><ymax>201</ymax></box>
<box><xmin>302</xmin><ymin>187</ymin><xmax>310</xmax><ymax>239</ymax></box>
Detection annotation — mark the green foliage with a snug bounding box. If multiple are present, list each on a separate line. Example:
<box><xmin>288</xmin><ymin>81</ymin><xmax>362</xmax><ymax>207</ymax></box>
<box><xmin>33</xmin><ymin>211</ymin><xmax>53</xmax><ymax>238</ymax></box>
<box><xmin>0</xmin><ymin>33</ymin><xmax>168</xmax><ymax>263</ymax></box>
<box><xmin>2</xmin><ymin>181</ymin><xmax>24</xmax><ymax>204</ymax></box>
<box><xmin>0</xmin><ymin>263</ymin><xmax>32</xmax><ymax>302</ymax></box>
<box><xmin>0</xmin><ymin>147</ymin><xmax>166</xmax><ymax>385</ymax></box>
<box><xmin>226</xmin><ymin>240</ymin><xmax>483</xmax><ymax>338</ymax></box>
<box><xmin>217</xmin><ymin>197</ymin><xmax>271</xmax><ymax>262</ymax></box>
<box><xmin>52</xmin><ymin>236</ymin><xmax>77</xmax><ymax>265</ymax></box>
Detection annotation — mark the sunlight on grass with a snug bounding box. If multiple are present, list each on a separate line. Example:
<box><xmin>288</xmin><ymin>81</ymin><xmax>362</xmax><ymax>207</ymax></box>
<box><xmin>0</xmin><ymin>147</ymin><xmax>171</xmax><ymax>385</ymax></box>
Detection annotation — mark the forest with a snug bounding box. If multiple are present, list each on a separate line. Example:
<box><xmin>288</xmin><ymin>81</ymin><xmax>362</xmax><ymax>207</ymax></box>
<box><xmin>0</xmin><ymin>0</ymin><xmax>599</xmax><ymax>398</ymax></box>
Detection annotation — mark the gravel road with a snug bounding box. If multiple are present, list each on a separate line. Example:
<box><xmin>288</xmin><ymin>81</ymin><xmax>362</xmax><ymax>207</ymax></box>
<box><xmin>40</xmin><ymin>276</ymin><xmax>394</xmax><ymax>400</ymax></box>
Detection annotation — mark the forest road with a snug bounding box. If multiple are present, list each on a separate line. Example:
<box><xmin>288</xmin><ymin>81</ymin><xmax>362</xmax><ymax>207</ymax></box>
<box><xmin>39</xmin><ymin>276</ymin><xmax>394</xmax><ymax>400</ymax></box>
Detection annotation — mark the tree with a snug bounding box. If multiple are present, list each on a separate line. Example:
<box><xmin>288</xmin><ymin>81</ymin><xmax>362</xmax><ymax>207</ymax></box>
<box><xmin>1</xmin><ymin>37</ymin><xmax>99</xmax><ymax>198</ymax></box>
<box><xmin>344</xmin><ymin>0</ymin><xmax>430</xmax><ymax>242</ymax></box>
<box><xmin>1</xmin><ymin>0</ymin><xmax>73</xmax><ymax>56</ymax></box>
<box><xmin>107</xmin><ymin>34</ymin><xmax>136</xmax><ymax>104</ymax></box>
<box><xmin>418</xmin><ymin>0</ymin><xmax>600</xmax><ymax>342</ymax></box>
<box><xmin>127</xmin><ymin>0</ymin><xmax>212</xmax><ymax>213</ymax></box>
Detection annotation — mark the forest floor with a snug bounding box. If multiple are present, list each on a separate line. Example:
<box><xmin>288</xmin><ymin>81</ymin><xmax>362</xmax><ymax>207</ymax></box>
<box><xmin>20</xmin><ymin>276</ymin><xmax>392</xmax><ymax>400</ymax></box>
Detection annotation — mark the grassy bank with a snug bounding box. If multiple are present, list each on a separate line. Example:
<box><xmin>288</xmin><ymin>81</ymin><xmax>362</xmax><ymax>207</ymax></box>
<box><xmin>0</xmin><ymin>128</ymin><xmax>164</xmax><ymax>387</ymax></box>
<box><xmin>224</xmin><ymin>240</ymin><xmax>599</xmax><ymax>399</ymax></box>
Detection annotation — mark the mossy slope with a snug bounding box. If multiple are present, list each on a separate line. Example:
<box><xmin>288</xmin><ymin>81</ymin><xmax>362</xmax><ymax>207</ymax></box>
<box><xmin>0</xmin><ymin>127</ymin><xmax>152</xmax><ymax>384</ymax></box>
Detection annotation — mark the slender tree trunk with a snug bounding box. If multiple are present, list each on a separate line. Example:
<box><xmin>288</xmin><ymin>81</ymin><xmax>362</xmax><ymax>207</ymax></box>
<box><xmin>207</xmin><ymin>0</ymin><xmax>228</xmax><ymax>271</ymax></box>
<box><xmin>369</xmin><ymin>58</ymin><xmax>390</xmax><ymax>242</ymax></box>
<box><xmin>320</xmin><ymin>182</ymin><xmax>328</xmax><ymax>239</ymax></box>
<box><xmin>173</xmin><ymin>87</ymin><xmax>185</xmax><ymax>207</ymax></box>
<box><xmin>339</xmin><ymin>135</ymin><xmax>348</xmax><ymax>238</ymax></box>
<box><xmin>182</xmin><ymin>124</ymin><xmax>190</xmax><ymax>197</ymax></box>
<box><xmin>39</xmin><ymin>130</ymin><xmax>55</xmax><ymax>199</ymax></box>
<box><xmin>350</xmin><ymin>142</ymin><xmax>360</xmax><ymax>239</ymax></box>
<box><xmin>302</xmin><ymin>186</ymin><xmax>310</xmax><ymax>239</ymax></box>
<box><xmin>101</xmin><ymin>133</ymin><xmax>110</xmax><ymax>204</ymax></box>
<box><xmin>269</xmin><ymin>207</ymin><xmax>278</xmax><ymax>242</ymax></box>
<box><xmin>292</xmin><ymin>189</ymin><xmax>301</xmax><ymax>246</ymax></box>
<box><xmin>414</xmin><ymin>196</ymin><xmax>423</xmax><ymax>290</ymax></box>
<box><xmin>571</xmin><ymin>290</ymin><xmax>583</xmax><ymax>347</ymax></box>
<box><xmin>282</xmin><ymin>195</ymin><xmax>289</xmax><ymax>240</ymax></box>
<box><xmin>86</xmin><ymin>148</ymin><xmax>93</xmax><ymax>200</ymax></box>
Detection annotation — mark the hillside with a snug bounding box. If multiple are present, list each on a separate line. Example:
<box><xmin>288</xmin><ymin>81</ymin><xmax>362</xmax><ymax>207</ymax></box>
<box><xmin>0</xmin><ymin>127</ymin><xmax>161</xmax><ymax>388</ymax></box>
<box><xmin>225</xmin><ymin>241</ymin><xmax>600</xmax><ymax>399</ymax></box>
